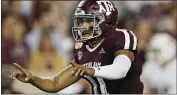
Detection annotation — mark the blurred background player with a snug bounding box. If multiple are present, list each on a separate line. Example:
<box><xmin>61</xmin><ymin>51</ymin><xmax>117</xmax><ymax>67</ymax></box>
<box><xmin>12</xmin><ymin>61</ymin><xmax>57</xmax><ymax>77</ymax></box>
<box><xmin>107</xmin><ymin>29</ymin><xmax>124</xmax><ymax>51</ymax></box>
<box><xmin>142</xmin><ymin>33</ymin><xmax>176</xmax><ymax>94</ymax></box>
<box><xmin>2</xmin><ymin>0</ymin><xmax>176</xmax><ymax>94</ymax></box>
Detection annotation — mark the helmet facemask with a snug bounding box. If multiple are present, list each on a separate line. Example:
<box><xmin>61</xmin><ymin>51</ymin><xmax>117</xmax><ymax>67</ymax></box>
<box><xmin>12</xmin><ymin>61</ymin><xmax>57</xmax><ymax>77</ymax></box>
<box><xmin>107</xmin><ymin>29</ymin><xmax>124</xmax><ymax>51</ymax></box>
<box><xmin>72</xmin><ymin>14</ymin><xmax>104</xmax><ymax>42</ymax></box>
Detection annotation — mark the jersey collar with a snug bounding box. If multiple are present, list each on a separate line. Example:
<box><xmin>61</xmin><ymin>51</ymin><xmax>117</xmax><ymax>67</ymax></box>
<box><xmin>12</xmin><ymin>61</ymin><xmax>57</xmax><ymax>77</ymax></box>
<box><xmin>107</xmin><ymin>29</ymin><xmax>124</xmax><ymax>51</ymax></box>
<box><xmin>86</xmin><ymin>38</ymin><xmax>105</xmax><ymax>52</ymax></box>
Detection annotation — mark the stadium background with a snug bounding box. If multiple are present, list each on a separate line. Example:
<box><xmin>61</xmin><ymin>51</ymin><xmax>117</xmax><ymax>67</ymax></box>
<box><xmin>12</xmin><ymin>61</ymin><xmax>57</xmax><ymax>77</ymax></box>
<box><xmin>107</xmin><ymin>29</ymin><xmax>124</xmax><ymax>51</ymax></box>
<box><xmin>1</xmin><ymin>1</ymin><xmax>176</xmax><ymax>94</ymax></box>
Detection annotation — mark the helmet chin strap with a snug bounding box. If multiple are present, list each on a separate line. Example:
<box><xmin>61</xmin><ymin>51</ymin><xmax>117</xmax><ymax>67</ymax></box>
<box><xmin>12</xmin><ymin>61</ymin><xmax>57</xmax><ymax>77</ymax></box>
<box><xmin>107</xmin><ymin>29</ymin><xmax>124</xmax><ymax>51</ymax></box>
<box><xmin>85</xmin><ymin>23</ymin><xmax>117</xmax><ymax>45</ymax></box>
<box><xmin>99</xmin><ymin>22</ymin><xmax>117</xmax><ymax>40</ymax></box>
<box><xmin>85</xmin><ymin>37</ymin><xmax>104</xmax><ymax>49</ymax></box>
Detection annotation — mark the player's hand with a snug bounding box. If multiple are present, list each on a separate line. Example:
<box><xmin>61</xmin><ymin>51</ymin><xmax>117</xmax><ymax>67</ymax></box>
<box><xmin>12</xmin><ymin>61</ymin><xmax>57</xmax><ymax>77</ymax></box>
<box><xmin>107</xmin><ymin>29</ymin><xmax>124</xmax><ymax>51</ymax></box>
<box><xmin>70</xmin><ymin>61</ymin><xmax>95</xmax><ymax>77</ymax></box>
<box><xmin>9</xmin><ymin>63</ymin><xmax>33</xmax><ymax>83</ymax></box>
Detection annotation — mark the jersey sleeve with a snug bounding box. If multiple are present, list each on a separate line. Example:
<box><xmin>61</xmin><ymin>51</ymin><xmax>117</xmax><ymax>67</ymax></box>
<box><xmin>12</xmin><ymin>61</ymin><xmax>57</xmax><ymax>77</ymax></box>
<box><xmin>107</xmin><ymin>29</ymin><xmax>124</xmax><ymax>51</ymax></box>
<box><xmin>114</xmin><ymin>29</ymin><xmax>138</xmax><ymax>52</ymax></box>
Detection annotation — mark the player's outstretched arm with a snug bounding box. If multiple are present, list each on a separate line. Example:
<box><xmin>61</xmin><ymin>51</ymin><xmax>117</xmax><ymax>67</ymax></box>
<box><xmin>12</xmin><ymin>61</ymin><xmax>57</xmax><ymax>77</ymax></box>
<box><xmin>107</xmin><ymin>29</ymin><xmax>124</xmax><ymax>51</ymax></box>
<box><xmin>9</xmin><ymin>63</ymin><xmax>82</xmax><ymax>93</ymax></box>
<box><xmin>70</xmin><ymin>50</ymin><xmax>134</xmax><ymax>80</ymax></box>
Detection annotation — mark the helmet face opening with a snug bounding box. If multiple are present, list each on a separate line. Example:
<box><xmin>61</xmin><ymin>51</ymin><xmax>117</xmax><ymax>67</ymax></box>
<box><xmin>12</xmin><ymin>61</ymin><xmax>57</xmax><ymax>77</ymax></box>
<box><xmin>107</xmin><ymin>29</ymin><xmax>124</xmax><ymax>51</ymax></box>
<box><xmin>72</xmin><ymin>14</ymin><xmax>103</xmax><ymax>42</ymax></box>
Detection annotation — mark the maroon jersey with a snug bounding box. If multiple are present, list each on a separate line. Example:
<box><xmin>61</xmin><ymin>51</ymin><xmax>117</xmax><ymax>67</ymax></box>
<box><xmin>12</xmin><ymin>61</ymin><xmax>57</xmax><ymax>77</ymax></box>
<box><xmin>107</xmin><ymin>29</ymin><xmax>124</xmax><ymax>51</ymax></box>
<box><xmin>73</xmin><ymin>28</ymin><xmax>143</xmax><ymax>94</ymax></box>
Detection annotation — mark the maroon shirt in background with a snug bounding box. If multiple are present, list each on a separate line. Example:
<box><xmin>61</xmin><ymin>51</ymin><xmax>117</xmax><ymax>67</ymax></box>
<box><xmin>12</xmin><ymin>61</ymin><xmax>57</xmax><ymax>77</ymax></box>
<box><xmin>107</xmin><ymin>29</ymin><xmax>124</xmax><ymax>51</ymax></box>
<box><xmin>73</xmin><ymin>28</ymin><xmax>143</xmax><ymax>94</ymax></box>
<box><xmin>1</xmin><ymin>36</ymin><xmax>29</xmax><ymax>68</ymax></box>
<box><xmin>1</xmin><ymin>37</ymin><xmax>13</xmax><ymax>65</ymax></box>
<box><xmin>9</xmin><ymin>42</ymin><xmax>29</xmax><ymax>68</ymax></box>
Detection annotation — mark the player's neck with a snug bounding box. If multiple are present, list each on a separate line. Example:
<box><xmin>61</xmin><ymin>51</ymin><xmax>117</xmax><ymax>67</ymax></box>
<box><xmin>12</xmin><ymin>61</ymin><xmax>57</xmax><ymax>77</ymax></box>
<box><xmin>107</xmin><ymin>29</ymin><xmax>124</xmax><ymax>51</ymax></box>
<box><xmin>88</xmin><ymin>38</ymin><xmax>104</xmax><ymax>49</ymax></box>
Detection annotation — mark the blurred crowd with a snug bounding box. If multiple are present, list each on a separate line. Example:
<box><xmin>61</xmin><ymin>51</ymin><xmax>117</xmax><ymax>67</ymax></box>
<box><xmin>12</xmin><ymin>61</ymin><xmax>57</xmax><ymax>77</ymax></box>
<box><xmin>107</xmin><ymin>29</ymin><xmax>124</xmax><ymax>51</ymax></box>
<box><xmin>1</xmin><ymin>1</ymin><xmax>176</xmax><ymax>94</ymax></box>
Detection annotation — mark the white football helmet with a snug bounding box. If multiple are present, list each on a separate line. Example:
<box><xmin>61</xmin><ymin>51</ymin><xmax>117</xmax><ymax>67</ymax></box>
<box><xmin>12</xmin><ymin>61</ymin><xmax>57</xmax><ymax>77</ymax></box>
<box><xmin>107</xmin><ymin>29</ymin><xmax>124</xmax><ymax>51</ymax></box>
<box><xmin>146</xmin><ymin>33</ymin><xmax>176</xmax><ymax>65</ymax></box>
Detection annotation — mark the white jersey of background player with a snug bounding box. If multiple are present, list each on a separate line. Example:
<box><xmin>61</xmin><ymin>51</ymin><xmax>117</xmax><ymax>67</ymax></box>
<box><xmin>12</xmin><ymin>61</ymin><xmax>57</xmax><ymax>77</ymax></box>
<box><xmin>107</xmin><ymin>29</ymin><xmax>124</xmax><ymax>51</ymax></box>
<box><xmin>142</xmin><ymin>33</ymin><xmax>176</xmax><ymax>94</ymax></box>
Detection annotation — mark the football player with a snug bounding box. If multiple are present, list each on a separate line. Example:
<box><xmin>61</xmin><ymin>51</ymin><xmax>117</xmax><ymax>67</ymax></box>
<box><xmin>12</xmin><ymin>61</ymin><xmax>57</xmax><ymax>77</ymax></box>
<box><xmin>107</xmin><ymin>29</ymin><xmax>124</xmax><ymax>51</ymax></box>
<box><xmin>10</xmin><ymin>0</ymin><xmax>143</xmax><ymax>94</ymax></box>
<box><xmin>142</xmin><ymin>33</ymin><xmax>176</xmax><ymax>93</ymax></box>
